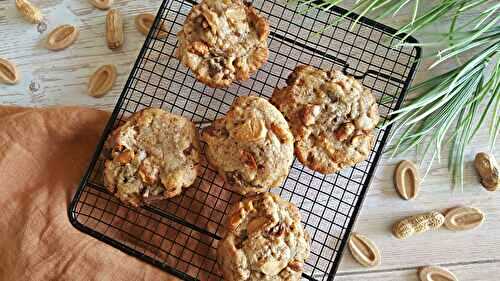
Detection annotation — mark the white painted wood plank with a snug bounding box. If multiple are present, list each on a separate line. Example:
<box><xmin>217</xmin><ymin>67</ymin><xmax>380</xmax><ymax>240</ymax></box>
<box><xmin>0</xmin><ymin>0</ymin><xmax>162</xmax><ymax>109</ymax></box>
<box><xmin>336</xmin><ymin>261</ymin><xmax>499</xmax><ymax>281</ymax></box>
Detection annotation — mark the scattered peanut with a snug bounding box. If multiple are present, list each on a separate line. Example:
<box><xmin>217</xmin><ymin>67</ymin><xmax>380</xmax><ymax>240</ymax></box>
<box><xmin>88</xmin><ymin>64</ymin><xmax>117</xmax><ymax>98</ymax></box>
<box><xmin>419</xmin><ymin>266</ymin><xmax>458</xmax><ymax>281</ymax></box>
<box><xmin>394</xmin><ymin>160</ymin><xmax>420</xmax><ymax>200</ymax></box>
<box><xmin>46</xmin><ymin>25</ymin><xmax>79</xmax><ymax>51</ymax></box>
<box><xmin>89</xmin><ymin>0</ymin><xmax>113</xmax><ymax>10</ymax></box>
<box><xmin>444</xmin><ymin>206</ymin><xmax>485</xmax><ymax>231</ymax></box>
<box><xmin>474</xmin><ymin>152</ymin><xmax>499</xmax><ymax>191</ymax></box>
<box><xmin>348</xmin><ymin>232</ymin><xmax>380</xmax><ymax>267</ymax></box>
<box><xmin>15</xmin><ymin>0</ymin><xmax>43</xmax><ymax>24</ymax></box>
<box><xmin>0</xmin><ymin>58</ymin><xmax>20</xmax><ymax>85</ymax></box>
<box><xmin>106</xmin><ymin>9</ymin><xmax>124</xmax><ymax>49</ymax></box>
<box><xmin>392</xmin><ymin>211</ymin><xmax>444</xmax><ymax>239</ymax></box>
<box><xmin>135</xmin><ymin>13</ymin><xmax>168</xmax><ymax>39</ymax></box>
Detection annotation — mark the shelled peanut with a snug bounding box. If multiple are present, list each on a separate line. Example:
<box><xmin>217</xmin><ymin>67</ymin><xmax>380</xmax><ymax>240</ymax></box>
<box><xmin>106</xmin><ymin>9</ymin><xmax>124</xmax><ymax>49</ymax></box>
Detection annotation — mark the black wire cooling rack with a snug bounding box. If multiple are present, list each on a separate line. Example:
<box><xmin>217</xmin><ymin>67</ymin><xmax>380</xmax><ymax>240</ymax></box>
<box><xmin>68</xmin><ymin>0</ymin><xmax>421</xmax><ymax>280</ymax></box>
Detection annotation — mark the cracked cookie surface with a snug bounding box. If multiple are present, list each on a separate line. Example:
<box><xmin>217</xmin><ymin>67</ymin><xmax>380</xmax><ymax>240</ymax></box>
<box><xmin>103</xmin><ymin>108</ymin><xmax>200</xmax><ymax>207</ymax></box>
<box><xmin>271</xmin><ymin>65</ymin><xmax>380</xmax><ymax>174</ymax></box>
<box><xmin>217</xmin><ymin>192</ymin><xmax>310</xmax><ymax>281</ymax></box>
<box><xmin>201</xmin><ymin>96</ymin><xmax>294</xmax><ymax>195</ymax></box>
<box><xmin>177</xmin><ymin>0</ymin><xmax>269</xmax><ymax>88</ymax></box>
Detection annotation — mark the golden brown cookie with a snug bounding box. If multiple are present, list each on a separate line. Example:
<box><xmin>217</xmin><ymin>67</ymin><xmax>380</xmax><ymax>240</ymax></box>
<box><xmin>217</xmin><ymin>192</ymin><xmax>310</xmax><ymax>281</ymax></box>
<box><xmin>177</xmin><ymin>0</ymin><xmax>269</xmax><ymax>88</ymax></box>
<box><xmin>271</xmin><ymin>65</ymin><xmax>380</xmax><ymax>174</ymax></box>
<box><xmin>103</xmin><ymin>108</ymin><xmax>200</xmax><ymax>207</ymax></box>
<box><xmin>201</xmin><ymin>96</ymin><xmax>294</xmax><ymax>195</ymax></box>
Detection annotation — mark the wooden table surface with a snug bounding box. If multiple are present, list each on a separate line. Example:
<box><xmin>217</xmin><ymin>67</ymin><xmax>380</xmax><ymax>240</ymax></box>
<box><xmin>1</xmin><ymin>1</ymin><xmax>498</xmax><ymax>280</ymax></box>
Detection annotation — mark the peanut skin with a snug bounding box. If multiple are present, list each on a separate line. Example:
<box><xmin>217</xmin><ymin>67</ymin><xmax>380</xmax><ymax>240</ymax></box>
<box><xmin>393</xmin><ymin>211</ymin><xmax>445</xmax><ymax>239</ymax></box>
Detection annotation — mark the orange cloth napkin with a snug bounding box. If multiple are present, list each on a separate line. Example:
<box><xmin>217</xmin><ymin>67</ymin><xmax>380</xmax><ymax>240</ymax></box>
<box><xmin>0</xmin><ymin>106</ymin><xmax>176</xmax><ymax>281</ymax></box>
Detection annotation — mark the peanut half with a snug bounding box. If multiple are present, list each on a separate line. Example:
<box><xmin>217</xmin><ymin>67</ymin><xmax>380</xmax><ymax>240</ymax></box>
<box><xmin>419</xmin><ymin>266</ymin><xmax>458</xmax><ymax>281</ymax></box>
<box><xmin>392</xmin><ymin>211</ymin><xmax>444</xmax><ymax>239</ymax></box>
<box><xmin>46</xmin><ymin>25</ymin><xmax>79</xmax><ymax>51</ymax></box>
<box><xmin>232</xmin><ymin>117</ymin><xmax>267</xmax><ymax>142</ymax></box>
<box><xmin>444</xmin><ymin>206</ymin><xmax>485</xmax><ymax>231</ymax></box>
<box><xmin>89</xmin><ymin>0</ymin><xmax>113</xmax><ymax>10</ymax></box>
<box><xmin>394</xmin><ymin>160</ymin><xmax>420</xmax><ymax>200</ymax></box>
<box><xmin>88</xmin><ymin>64</ymin><xmax>117</xmax><ymax>98</ymax></box>
<box><xmin>15</xmin><ymin>0</ymin><xmax>43</xmax><ymax>24</ymax></box>
<box><xmin>474</xmin><ymin>152</ymin><xmax>499</xmax><ymax>191</ymax></box>
<box><xmin>106</xmin><ymin>9</ymin><xmax>124</xmax><ymax>49</ymax></box>
<box><xmin>135</xmin><ymin>13</ymin><xmax>168</xmax><ymax>39</ymax></box>
<box><xmin>0</xmin><ymin>58</ymin><xmax>20</xmax><ymax>85</ymax></box>
<box><xmin>348</xmin><ymin>232</ymin><xmax>380</xmax><ymax>267</ymax></box>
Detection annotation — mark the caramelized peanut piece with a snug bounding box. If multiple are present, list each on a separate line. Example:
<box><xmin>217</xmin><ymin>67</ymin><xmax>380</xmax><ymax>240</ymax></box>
<box><xmin>232</xmin><ymin>118</ymin><xmax>267</xmax><ymax>142</ymax></box>
<box><xmin>116</xmin><ymin>150</ymin><xmax>134</xmax><ymax>164</ymax></box>
<box><xmin>240</xmin><ymin>150</ymin><xmax>257</xmax><ymax>170</ymax></box>
<box><xmin>334</xmin><ymin>122</ymin><xmax>355</xmax><ymax>141</ymax></box>
<box><xmin>301</xmin><ymin>104</ymin><xmax>321</xmax><ymax>126</ymax></box>
<box><xmin>270</xmin><ymin>123</ymin><xmax>290</xmax><ymax>143</ymax></box>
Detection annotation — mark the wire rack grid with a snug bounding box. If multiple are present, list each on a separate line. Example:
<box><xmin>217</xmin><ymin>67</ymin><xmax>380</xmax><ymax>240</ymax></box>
<box><xmin>68</xmin><ymin>0</ymin><xmax>421</xmax><ymax>280</ymax></box>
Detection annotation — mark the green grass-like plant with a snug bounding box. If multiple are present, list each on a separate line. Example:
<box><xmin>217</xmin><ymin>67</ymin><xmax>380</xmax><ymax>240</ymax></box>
<box><xmin>294</xmin><ymin>0</ymin><xmax>499</xmax><ymax>188</ymax></box>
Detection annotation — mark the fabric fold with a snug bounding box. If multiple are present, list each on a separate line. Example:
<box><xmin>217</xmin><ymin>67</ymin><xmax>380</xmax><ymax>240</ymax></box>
<box><xmin>0</xmin><ymin>106</ymin><xmax>176</xmax><ymax>281</ymax></box>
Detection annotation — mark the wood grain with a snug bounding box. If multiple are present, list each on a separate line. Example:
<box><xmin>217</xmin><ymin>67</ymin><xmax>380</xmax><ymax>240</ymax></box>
<box><xmin>0</xmin><ymin>0</ymin><xmax>498</xmax><ymax>280</ymax></box>
<box><xmin>336</xmin><ymin>262</ymin><xmax>499</xmax><ymax>281</ymax></box>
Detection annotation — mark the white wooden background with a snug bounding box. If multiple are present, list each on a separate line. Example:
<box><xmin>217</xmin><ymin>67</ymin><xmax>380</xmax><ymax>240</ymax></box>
<box><xmin>0</xmin><ymin>0</ymin><xmax>498</xmax><ymax>280</ymax></box>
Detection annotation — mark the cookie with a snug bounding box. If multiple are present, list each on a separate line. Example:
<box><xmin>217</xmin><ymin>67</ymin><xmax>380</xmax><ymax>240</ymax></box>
<box><xmin>217</xmin><ymin>192</ymin><xmax>310</xmax><ymax>281</ymax></box>
<box><xmin>201</xmin><ymin>96</ymin><xmax>294</xmax><ymax>195</ymax></box>
<box><xmin>271</xmin><ymin>65</ymin><xmax>380</xmax><ymax>174</ymax></box>
<box><xmin>103</xmin><ymin>108</ymin><xmax>201</xmax><ymax>207</ymax></box>
<box><xmin>177</xmin><ymin>0</ymin><xmax>269</xmax><ymax>88</ymax></box>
